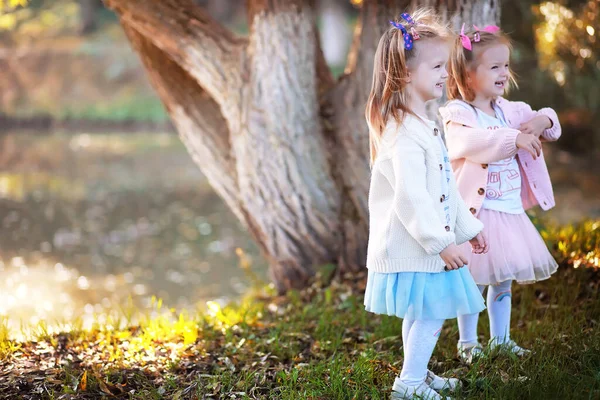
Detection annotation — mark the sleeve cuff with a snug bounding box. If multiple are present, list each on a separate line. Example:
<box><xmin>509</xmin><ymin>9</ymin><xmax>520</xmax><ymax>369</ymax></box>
<box><xmin>503</xmin><ymin>129</ymin><xmax>521</xmax><ymax>156</ymax></box>
<box><xmin>424</xmin><ymin>232</ymin><xmax>456</xmax><ymax>256</ymax></box>
<box><xmin>538</xmin><ymin>108</ymin><xmax>561</xmax><ymax>141</ymax></box>
<box><xmin>457</xmin><ymin>217</ymin><xmax>484</xmax><ymax>245</ymax></box>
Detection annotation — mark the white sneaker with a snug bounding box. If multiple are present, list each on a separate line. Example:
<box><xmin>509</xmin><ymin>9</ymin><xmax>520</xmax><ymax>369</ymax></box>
<box><xmin>426</xmin><ymin>370</ymin><xmax>461</xmax><ymax>392</ymax></box>
<box><xmin>391</xmin><ymin>378</ymin><xmax>449</xmax><ymax>399</ymax></box>
<box><xmin>489</xmin><ymin>338</ymin><xmax>531</xmax><ymax>356</ymax></box>
<box><xmin>457</xmin><ymin>342</ymin><xmax>484</xmax><ymax>364</ymax></box>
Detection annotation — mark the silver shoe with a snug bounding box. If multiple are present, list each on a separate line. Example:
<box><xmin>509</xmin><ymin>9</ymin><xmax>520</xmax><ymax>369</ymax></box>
<box><xmin>391</xmin><ymin>378</ymin><xmax>447</xmax><ymax>400</ymax></box>
<box><xmin>457</xmin><ymin>342</ymin><xmax>484</xmax><ymax>364</ymax></box>
<box><xmin>489</xmin><ymin>338</ymin><xmax>531</xmax><ymax>356</ymax></box>
<box><xmin>426</xmin><ymin>370</ymin><xmax>461</xmax><ymax>392</ymax></box>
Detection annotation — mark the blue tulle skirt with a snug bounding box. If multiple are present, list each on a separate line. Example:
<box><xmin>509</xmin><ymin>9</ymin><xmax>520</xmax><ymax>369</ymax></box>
<box><xmin>364</xmin><ymin>268</ymin><xmax>486</xmax><ymax>320</ymax></box>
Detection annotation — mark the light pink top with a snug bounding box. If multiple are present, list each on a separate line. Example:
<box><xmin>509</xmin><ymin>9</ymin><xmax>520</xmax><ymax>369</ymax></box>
<box><xmin>439</xmin><ymin>97</ymin><xmax>561</xmax><ymax>217</ymax></box>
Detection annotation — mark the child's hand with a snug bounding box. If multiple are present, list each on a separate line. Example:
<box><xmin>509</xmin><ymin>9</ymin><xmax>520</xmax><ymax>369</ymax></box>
<box><xmin>516</xmin><ymin>133</ymin><xmax>542</xmax><ymax>159</ymax></box>
<box><xmin>519</xmin><ymin>115</ymin><xmax>552</xmax><ymax>138</ymax></box>
<box><xmin>440</xmin><ymin>243</ymin><xmax>468</xmax><ymax>271</ymax></box>
<box><xmin>469</xmin><ymin>232</ymin><xmax>489</xmax><ymax>254</ymax></box>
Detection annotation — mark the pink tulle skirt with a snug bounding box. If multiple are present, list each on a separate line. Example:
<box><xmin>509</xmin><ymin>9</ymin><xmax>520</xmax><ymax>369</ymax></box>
<box><xmin>459</xmin><ymin>209</ymin><xmax>558</xmax><ymax>286</ymax></box>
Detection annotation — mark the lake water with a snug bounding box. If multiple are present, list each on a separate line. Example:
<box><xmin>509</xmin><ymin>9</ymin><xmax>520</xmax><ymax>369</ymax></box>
<box><xmin>0</xmin><ymin>132</ymin><xmax>267</xmax><ymax>337</ymax></box>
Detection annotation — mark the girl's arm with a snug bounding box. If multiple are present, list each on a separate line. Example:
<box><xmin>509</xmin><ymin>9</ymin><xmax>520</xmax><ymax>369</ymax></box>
<box><xmin>391</xmin><ymin>135</ymin><xmax>456</xmax><ymax>255</ymax></box>
<box><xmin>454</xmin><ymin>193</ymin><xmax>484</xmax><ymax>245</ymax></box>
<box><xmin>445</xmin><ymin>122</ymin><xmax>521</xmax><ymax>163</ymax></box>
<box><xmin>514</xmin><ymin>102</ymin><xmax>562</xmax><ymax>141</ymax></box>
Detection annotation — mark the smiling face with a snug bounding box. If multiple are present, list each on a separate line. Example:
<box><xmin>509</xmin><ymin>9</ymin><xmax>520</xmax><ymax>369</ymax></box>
<box><xmin>468</xmin><ymin>43</ymin><xmax>511</xmax><ymax>99</ymax></box>
<box><xmin>406</xmin><ymin>38</ymin><xmax>450</xmax><ymax>104</ymax></box>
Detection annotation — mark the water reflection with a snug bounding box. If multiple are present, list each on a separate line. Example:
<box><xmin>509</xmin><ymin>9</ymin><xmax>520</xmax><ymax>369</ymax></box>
<box><xmin>0</xmin><ymin>132</ymin><xmax>266</xmax><ymax>337</ymax></box>
<box><xmin>1</xmin><ymin>133</ymin><xmax>597</xmax><ymax>338</ymax></box>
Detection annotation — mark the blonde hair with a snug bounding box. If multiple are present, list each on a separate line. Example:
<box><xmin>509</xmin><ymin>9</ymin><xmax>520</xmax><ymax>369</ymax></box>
<box><xmin>366</xmin><ymin>9</ymin><xmax>450</xmax><ymax>164</ymax></box>
<box><xmin>447</xmin><ymin>28</ymin><xmax>517</xmax><ymax>102</ymax></box>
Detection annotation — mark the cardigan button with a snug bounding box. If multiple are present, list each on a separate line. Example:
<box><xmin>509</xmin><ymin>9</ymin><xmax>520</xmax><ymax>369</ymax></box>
<box><xmin>469</xmin><ymin>207</ymin><xmax>476</xmax><ymax>214</ymax></box>
<box><xmin>482</xmin><ymin>164</ymin><xmax>488</xmax><ymax>169</ymax></box>
<box><xmin>439</xmin><ymin>164</ymin><xmax>443</xmax><ymax>170</ymax></box>
<box><xmin>478</xmin><ymin>188</ymin><xmax>485</xmax><ymax>195</ymax></box>
<box><xmin>445</xmin><ymin>225</ymin><xmax>450</xmax><ymax>231</ymax></box>
<box><xmin>433</xmin><ymin>128</ymin><xmax>439</xmax><ymax>136</ymax></box>
<box><xmin>440</xmin><ymin>194</ymin><xmax>445</xmax><ymax>202</ymax></box>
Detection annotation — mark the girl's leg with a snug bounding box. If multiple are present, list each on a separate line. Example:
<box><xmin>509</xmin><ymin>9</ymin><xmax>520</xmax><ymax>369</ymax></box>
<box><xmin>399</xmin><ymin>318</ymin><xmax>461</xmax><ymax>394</ymax></box>
<box><xmin>457</xmin><ymin>285</ymin><xmax>486</xmax><ymax>346</ymax></box>
<box><xmin>402</xmin><ymin>318</ymin><xmax>415</xmax><ymax>352</ymax></box>
<box><xmin>400</xmin><ymin>319</ymin><xmax>445</xmax><ymax>386</ymax></box>
<box><xmin>487</xmin><ymin>280</ymin><xmax>513</xmax><ymax>345</ymax></box>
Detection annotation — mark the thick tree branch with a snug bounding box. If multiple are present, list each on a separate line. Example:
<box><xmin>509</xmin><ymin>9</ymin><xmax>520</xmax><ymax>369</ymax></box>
<box><xmin>121</xmin><ymin>24</ymin><xmax>243</xmax><ymax>222</ymax></box>
<box><xmin>104</xmin><ymin>0</ymin><xmax>247</xmax><ymax>114</ymax></box>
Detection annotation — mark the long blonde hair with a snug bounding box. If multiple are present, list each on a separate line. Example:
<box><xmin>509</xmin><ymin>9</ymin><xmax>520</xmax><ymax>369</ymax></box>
<box><xmin>447</xmin><ymin>27</ymin><xmax>517</xmax><ymax>102</ymax></box>
<box><xmin>365</xmin><ymin>9</ymin><xmax>450</xmax><ymax>164</ymax></box>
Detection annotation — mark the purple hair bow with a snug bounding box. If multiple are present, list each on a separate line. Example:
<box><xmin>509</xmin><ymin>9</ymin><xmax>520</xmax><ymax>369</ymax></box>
<box><xmin>400</xmin><ymin>12</ymin><xmax>415</xmax><ymax>25</ymax></box>
<box><xmin>389</xmin><ymin>12</ymin><xmax>419</xmax><ymax>50</ymax></box>
<box><xmin>389</xmin><ymin>20</ymin><xmax>414</xmax><ymax>50</ymax></box>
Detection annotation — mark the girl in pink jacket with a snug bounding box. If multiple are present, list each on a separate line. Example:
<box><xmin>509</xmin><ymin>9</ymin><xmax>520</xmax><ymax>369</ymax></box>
<box><xmin>439</xmin><ymin>25</ymin><xmax>561</xmax><ymax>363</ymax></box>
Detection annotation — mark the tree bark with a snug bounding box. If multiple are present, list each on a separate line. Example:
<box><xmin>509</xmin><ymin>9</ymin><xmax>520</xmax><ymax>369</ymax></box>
<box><xmin>79</xmin><ymin>0</ymin><xmax>101</xmax><ymax>35</ymax></box>
<box><xmin>103</xmin><ymin>0</ymin><xmax>501</xmax><ymax>292</ymax></box>
<box><xmin>239</xmin><ymin>0</ymin><xmax>342</xmax><ymax>288</ymax></box>
<box><xmin>416</xmin><ymin>0</ymin><xmax>500</xmax><ymax>30</ymax></box>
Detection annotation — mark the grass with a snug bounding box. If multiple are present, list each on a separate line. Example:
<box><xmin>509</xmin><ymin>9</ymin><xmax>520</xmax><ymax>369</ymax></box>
<box><xmin>58</xmin><ymin>97</ymin><xmax>169</xmax><ymax>123</ymax></box>
<box><xmin>11</xmin><ymin>96</ymin><xmax>170</xmax><ymax>124</ymax></box>
<box><xmin>0</xmin><ymin>219</ymin><xmax>599</xmax><ymax>399</ymax></box>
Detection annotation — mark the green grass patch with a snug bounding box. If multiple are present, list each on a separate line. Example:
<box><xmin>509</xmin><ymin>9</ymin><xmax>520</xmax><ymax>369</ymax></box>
<box><xmin>0</xmin><ymin>219</ymin><xmax>599</xmax><ymax>399</ymax></box>
<box><xmin>58</xmin><ymin>96</ymin><xmax>169</xmax><ymax>123</ymax></box>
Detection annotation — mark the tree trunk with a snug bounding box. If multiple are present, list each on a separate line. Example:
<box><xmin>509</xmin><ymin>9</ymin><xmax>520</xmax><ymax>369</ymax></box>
<box><xmin>79</xmin><ymin>0</ymin><xmax>101</xmax><ymax>35</ymax></box>
<box><xmin>103</xmin><ymin>0</ymin><xmax>500</xmax><ymax>292</ymax></box>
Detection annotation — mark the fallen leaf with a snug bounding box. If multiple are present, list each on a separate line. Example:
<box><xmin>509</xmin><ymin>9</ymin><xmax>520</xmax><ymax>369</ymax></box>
<box><xmin>77</xmin><ymin>370</ymin><xmax>87</xmax><ymax>392</ymax></box>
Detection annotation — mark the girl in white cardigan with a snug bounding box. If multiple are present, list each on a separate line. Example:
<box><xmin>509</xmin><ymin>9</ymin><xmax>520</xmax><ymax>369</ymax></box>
<box><xmin>364</xmin><ymin>10</ymin><xmax>489</xmax><ymax>400</ymax></box>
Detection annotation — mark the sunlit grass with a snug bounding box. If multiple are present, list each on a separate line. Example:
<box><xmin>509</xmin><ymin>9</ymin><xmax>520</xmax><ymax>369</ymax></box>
<box><xmin>0</xmin><ymin>283</ymin><xmax>271</xmax><ymax>364</ymax></box>
<box><xmin>0</xmin><ymin>219</ymin><xmax>599</xmax><ymax>398</ymax></box>
<box><xmin>541</xmin><ymin>219</ymin><xmax>600</xmax><ymax>268</ymax></box>
<box><xmin>0</xmin><ymin>317</ymin><xmax>21</xmax><ymax>360</ymax></box>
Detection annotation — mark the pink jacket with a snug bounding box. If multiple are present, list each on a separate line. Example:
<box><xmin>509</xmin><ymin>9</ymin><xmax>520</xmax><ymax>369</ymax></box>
<box><xmin>439</xmin><ymin>97</ymin><xmax>561</xmax><ymax>217</ymax></box>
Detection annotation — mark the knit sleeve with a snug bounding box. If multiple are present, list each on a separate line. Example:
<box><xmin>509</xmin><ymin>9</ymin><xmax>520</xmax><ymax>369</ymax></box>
<box><xmin>445</xmin><ymin>122</ymin><xmax>521</xmax><ymax>164</ymax></box>
<box><xmin>392</xmin><ymin>135</ymin><xmax>456</xmax><ymax>255</ymax></box>
<box><xmin>513</xmin><ymin>101</ymin><xmax>562</xmax><ymax>142</ymax></box>
<box><xmin>454</xmin><ymin>193</ymin><xmax>484</xmax><ymax>245</ymax></box>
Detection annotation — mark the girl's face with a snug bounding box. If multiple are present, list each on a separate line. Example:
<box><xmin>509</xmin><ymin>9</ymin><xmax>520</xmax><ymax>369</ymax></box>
<box><xmin>406</xmin><ymin>39</ymin><xmax>450</xmax><ymax>104</ymax></box>
<box><xmin>468</xmin><ymin>43</ymin><xmax>511</xmax><ymax>99</ymax></box>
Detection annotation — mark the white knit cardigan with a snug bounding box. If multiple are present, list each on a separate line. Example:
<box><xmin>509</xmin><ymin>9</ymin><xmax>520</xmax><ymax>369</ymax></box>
<box><xmin>366</xmin><ymin>114</ymin><xmax>483</xmax><ymax>273</ymax></box>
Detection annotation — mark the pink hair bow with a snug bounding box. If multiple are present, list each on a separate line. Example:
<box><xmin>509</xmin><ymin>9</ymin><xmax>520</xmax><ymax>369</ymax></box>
<box><xmin>473</xmin><ymin>24</ymin><xmax>500</xmax><ymax>42</ymax></box>
<box><xmin>460</xmin><ymin>23</ymin><xmax>501</xmax><ymax>50</ymax></box>
<box><xmin>460</xmin><ymin>23</ymin><xmax>472</xmax><ymax>51</ymax></box>
<box><xmin>473</xmin><ymin>25</ymin><xmax>501</xmax><ymax>33</ymax></box>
